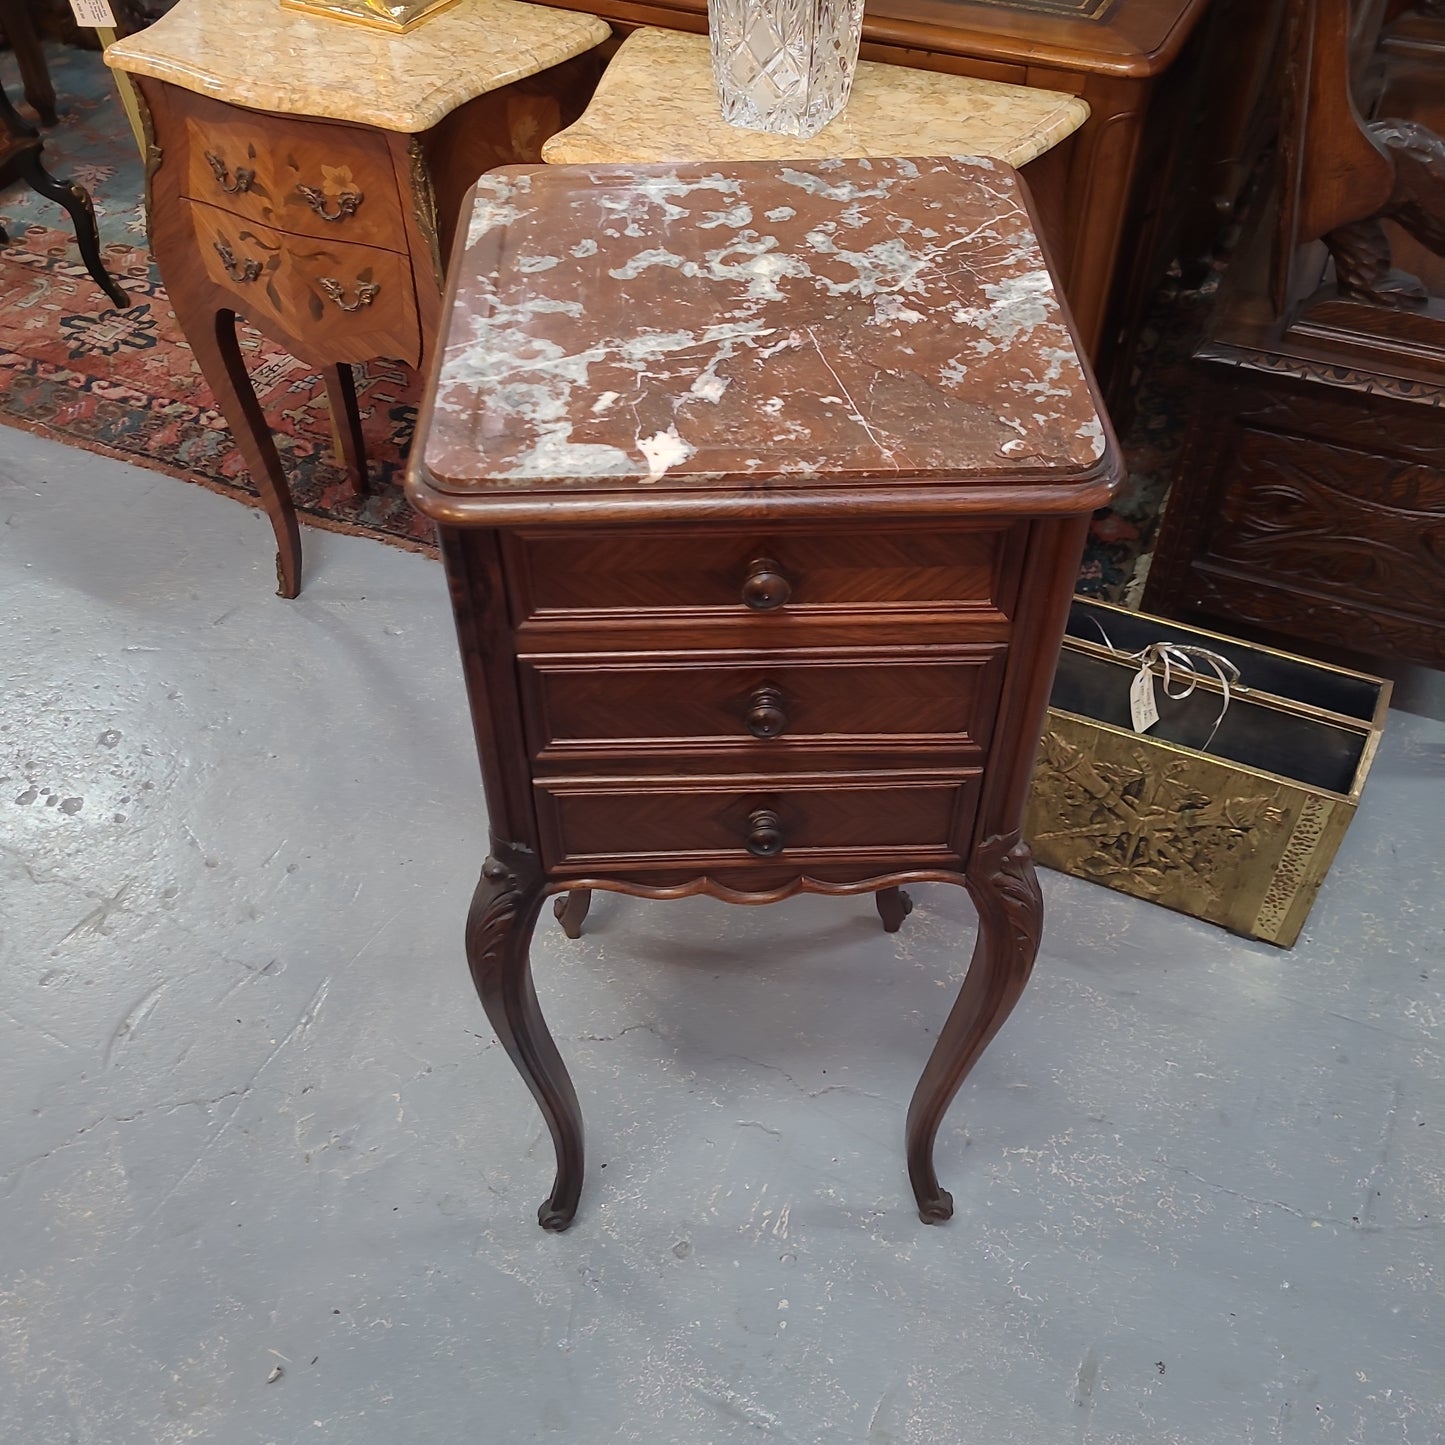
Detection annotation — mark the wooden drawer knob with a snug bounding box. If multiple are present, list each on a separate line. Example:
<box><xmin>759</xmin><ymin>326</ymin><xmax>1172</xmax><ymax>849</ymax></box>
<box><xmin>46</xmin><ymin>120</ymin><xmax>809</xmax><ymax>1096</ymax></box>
<box><xmin>744</xmin><ymin>684</ymin><xmax>788</xmax><ymax>739</ymax></box>
<box><xmin>744</xmin><ymin>807</ymin><xmax>786</xmax><ymax>857</ymax></box>
<box><xmin>741</xmin><ymin>557</ymin><xmax>790</xmax><ymax>611</ymax></box>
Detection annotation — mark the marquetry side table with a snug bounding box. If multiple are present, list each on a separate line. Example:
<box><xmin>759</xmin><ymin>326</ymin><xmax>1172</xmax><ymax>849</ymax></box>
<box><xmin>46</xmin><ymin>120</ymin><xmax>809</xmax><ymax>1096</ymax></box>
<box><xmin>407</xmin><ymin>156</ymin><xmax>1119</xmax><ymax>1230</ymax></box>
<box><xmin>540</xmin><ymin>27</ymin><xmax>1089</xmax><ymax>170</ymax></box>
<box><xmin>106</xmin><ymin>0</ymin><xmax>609</xmax><ymax>597</ymax></box>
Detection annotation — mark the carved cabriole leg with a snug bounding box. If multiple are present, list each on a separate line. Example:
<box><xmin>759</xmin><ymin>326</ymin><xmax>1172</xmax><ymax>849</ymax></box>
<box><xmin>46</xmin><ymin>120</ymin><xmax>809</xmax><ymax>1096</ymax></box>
<box><xmin>552</xmin><ymin>888</ymin><xmax>591</xmax><ymax>940</ymax></box>
<box><xmin>875</xmin><ymin>886</ymin><xmax>913</xmax><ymax>934</ymax></box>
<box><xmin>13</xmin><ymin>147</ymin><xmax>129</xmax><ymax>308</ymax></box>
<box><xmin>467</xmin><ymin>841</ymin><xmax>583</xmax><ymax>1231</ymax></box>
<box><xmin>176</xmin><ymin>301</ymin><xmax>302</xmax><ymax>598</ymax></box>
<box><xmin>906</xmin><ymin>831</ymin><xmax>1043</xmax><ymax>1224</ymax></box>
<box><xmin>321</xmin><ymin>363</ymin><xmax>368</xmax><ymax>494</ymax></box>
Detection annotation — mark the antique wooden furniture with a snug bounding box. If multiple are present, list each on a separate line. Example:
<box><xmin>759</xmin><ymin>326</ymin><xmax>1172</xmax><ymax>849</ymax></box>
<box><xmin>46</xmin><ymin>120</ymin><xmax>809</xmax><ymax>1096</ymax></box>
<box><xmin>533</xmin><ymin>0</ymin><xmax>1213</xmax><ymax>397</ymax></box>
<box><xmin>0</xmin><ymin>0</ymin><xmax>128</xmax><ymax>305</ymax></box>
<box><xmin>541</xmin><ymin>28</ymin><xmax>1089</xmax><ymax>170</ymax></box>
<box><xmin>406</xmin><ymin>155</ymin><xmax>1119</xmax><ymax>1230</ymax></box>
<box><xmin>1026</xmin><ymin>598</ymin><xmax>1390</xmax><ymax>947</ymax></box>
<box><xmin>105</xmin><ymin>0</ymin><xmax>608</xmax><ymax>597</ymax></box>
<box><xmin>0</xmin><ymin>0</ymin><xmax>56</xmax><ymax>125</ymax></box>
<box><xmin>1144</xmin><ymin>0</ymin><xmax>1445</xmax><ymax>667</ymax></box>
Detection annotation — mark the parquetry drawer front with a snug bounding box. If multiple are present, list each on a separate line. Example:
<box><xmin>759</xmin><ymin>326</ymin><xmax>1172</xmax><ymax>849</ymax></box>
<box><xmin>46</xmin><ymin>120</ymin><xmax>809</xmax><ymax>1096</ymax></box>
<box><xmin>520</xmin><ymin>649</ymin><xmax>1007</xmax><ymax>765</ymax></box>
<box><xmin>534</xmin><ymin>772</ymin><xmax>981</xmax><ymax>870</ymax></box>
<box><xmin>505</xmin><ymin>524</ymin><xmax>1024</xmax><ymax>626</ymax></box>
<box><xmin>187</xmin><ymin>201</ymin><xmax>421</xmax><ymax>365</ymax></box>
<box><xmin>178</xmin><ymin>96</ymin><xmax>407</xmax><ymax>251</ymax></box>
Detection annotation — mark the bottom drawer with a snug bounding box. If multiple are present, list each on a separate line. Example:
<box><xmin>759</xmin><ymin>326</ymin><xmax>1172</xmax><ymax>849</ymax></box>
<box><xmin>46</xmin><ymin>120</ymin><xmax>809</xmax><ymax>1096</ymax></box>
<box><xmin>536</xmin><ymin>772</ymin><xmax>979</xmax><ymax>872</ymax></box>
<box><xmin>186</xmin><ymin>200</ymin><xmax>422</xmax><ymax>365</ymax></box>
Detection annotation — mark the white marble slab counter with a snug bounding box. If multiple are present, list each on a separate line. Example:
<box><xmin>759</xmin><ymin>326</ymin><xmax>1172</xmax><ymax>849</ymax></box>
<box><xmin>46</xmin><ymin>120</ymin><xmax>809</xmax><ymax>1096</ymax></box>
<box><xmin>105</xmin><ymin>0</ymin><xmax>610</xmax><ymax>132</ymax></box>
<box><xmin>541</xmin><ymin>28</ymin><xmax>1090</xmax><ymax>169</ymax></box>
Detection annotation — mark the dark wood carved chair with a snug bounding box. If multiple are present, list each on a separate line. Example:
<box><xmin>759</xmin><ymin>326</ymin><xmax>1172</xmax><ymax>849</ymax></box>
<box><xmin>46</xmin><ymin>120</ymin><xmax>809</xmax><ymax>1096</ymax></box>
<box><xmin>1143</xmin><ymin>0</ymin><xmax>1445</xmax><ymax>668</ymax></box>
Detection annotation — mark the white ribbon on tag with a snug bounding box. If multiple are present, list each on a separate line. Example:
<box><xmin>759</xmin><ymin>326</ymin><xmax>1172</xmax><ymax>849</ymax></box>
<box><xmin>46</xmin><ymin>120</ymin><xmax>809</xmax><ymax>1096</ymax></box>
<box><xmin>1084</xmin><ymin>618</ymin><xmax>1244</xmax><ymax>752</ymax></box>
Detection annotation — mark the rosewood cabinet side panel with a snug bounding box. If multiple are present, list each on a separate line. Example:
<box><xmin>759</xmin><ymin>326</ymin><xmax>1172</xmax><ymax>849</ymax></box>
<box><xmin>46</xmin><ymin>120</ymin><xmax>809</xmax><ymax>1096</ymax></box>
<box><xmin>973</xmin><ymin>513</ymin><xmax>1092</xmax><ymax>852</ymax></box>
<box><xmin>439</xmin><ymin>527</ymin><xmax>545</xmax><ymax>852</ymax></box>
<box><xmin>422</xmin><ymin>49</ymin><xmax>609</xmax><ymax>274</ymax></box>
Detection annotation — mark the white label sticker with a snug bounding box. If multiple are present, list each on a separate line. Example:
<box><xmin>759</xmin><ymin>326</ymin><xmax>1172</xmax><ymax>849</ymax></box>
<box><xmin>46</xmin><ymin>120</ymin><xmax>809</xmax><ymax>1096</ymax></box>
<box><xmin>68</xmin><ymin>0</ymin><xmax>116</xmax><ymax>27</ymax></box>
<box><xmin>1130</xmin><ymin>665</ymin><xmax>1159</xmax><ymax>734</ymax></box>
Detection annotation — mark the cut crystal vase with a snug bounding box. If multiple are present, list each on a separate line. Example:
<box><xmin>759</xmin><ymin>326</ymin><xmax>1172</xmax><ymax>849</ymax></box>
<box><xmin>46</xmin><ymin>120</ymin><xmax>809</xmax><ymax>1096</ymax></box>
<box><xmin>707</xmin><ymin>0</ymin><xmax>866</xmax><ymax>139</ymax></box>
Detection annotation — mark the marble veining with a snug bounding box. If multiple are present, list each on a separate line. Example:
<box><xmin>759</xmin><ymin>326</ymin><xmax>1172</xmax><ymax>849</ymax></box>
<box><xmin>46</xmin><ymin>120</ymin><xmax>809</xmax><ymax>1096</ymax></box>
<box><xmin>540</xmin><ymin>28</ymin><xmax>1089</xmax><ymax>169</ymax></box>
<box><xmin>105</xmin><ymin>0</ymin><xmax>609</xmax><ymax>133</ymax></box>
<box><xmin>421</xmin><ymin>156</ymin><xmax>1108</xmax><ymax>494</ymax></box>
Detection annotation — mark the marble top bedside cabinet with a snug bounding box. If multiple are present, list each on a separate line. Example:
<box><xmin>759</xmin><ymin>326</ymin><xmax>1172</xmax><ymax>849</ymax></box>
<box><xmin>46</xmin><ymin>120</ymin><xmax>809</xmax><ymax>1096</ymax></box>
<box><xmin>542</xmin><ymin>28</ymin><xmax>1089</xmax><ymax>177</ymax></box>
<box><xmin>106</xmin><ymin>0</ymin><xmax>609</xmax><ymax>597</ymax></box>
<box><xmin>406</xmin><ymin>156</ymin><xmax>1119</xmax><ymax>1230</ymax></box>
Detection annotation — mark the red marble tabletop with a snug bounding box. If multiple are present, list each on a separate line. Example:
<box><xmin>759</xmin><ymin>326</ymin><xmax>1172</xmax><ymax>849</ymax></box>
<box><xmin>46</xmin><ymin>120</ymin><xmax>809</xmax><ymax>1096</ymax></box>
<box><xmin>411</xmin><ymin>156</ymin><xmax>1114</xmax><ymax>519</ymax></box>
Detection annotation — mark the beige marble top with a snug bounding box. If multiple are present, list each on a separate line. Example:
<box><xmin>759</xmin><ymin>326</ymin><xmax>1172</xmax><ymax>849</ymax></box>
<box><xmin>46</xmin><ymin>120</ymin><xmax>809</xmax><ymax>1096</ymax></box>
<box><xmin>105</xmin><ymin>0</ymin><xmax>609</xmax><ymax>133</ymax></box>
<box><xmin>541</xmin><ymin>28</ymin><xmax>1089</xmax><ymax>168</ymax></box>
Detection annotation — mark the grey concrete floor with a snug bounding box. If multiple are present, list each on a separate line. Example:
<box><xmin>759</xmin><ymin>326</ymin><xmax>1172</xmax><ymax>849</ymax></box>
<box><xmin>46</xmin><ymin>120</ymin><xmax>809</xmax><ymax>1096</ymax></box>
<box><xmin>1</xmin><ymin>426</ymin><xmax>1442</xmax><ymax>1445</ymax></box>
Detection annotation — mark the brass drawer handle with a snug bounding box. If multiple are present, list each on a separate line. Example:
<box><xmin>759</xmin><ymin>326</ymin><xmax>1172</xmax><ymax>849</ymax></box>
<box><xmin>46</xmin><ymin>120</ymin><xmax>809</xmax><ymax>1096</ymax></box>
<box><xmin>297</xmin><ymin>184</ymin><xmax>363</xmax><ymax>222</ymax></box>
<box><xmin>744</xmin><ymin>807</ymin><xmax>786</xmax><ymax>858</ymax></box>
<box><xmin>744</xmin><ymin>684</ymin><xmax>788</xmax><ymax>739</ymax></box>
<box><xmin>318</xmin><ymin>277</ymin><xmax>379</xmax><ymax>312</ymax></box>
<box><xmin>741</xmin><ymin>556</ymin><xmax>791</xmax><ymax>611</ymax></box>
<box><xmin>213</xmin><ymin>240</ymin><xmax>260</xmax><ymax>283</ymax></box>
<box><xmin>205</xmin><ymin>151</ymin><xmax>254</xmax><ymax>194</ymax></box>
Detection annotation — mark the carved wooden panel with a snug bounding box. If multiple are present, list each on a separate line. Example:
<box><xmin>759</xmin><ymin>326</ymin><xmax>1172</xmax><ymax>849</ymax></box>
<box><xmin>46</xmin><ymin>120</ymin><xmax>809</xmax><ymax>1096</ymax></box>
<box><xmin>1146</xmin><ymin>357</ymin><xmax>1445</xmax><ymax>667</ymax></box>
<box><xmin>1201</xmin><ymin>428</ymin><xmax>1445</xmax><ymax>613</ymax></box>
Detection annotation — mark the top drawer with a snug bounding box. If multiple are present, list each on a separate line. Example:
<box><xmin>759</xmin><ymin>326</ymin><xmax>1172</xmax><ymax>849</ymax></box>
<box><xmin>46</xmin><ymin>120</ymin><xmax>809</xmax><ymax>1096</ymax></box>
<box><xmin>506</xmin><ymin>522</ymin><xmax>1024</xmax><ymax>629</ymax></box>
<box><xmin>174</xmin><ymin>90</ymin><xmax>407</xmax><ymax>252</ymax></box>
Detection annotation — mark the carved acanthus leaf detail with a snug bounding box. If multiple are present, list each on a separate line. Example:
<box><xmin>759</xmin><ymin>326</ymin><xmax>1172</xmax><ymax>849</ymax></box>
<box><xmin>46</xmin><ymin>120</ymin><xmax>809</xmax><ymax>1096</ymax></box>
<box><xmin>971</xmin><ymin>829</ymin><xmax>1043</xmax><ymax>962</ymax></box>
<box><xmin>1325</xmin><ymin>118</ymin><xmax>1445</xmax><ymax>306</ymax></box>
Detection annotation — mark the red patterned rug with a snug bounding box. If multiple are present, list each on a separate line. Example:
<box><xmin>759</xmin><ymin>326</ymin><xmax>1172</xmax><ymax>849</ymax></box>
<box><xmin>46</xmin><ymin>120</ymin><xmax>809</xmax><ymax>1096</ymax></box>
<box><xmin>0</xmin><ymin>41</ymin><xmax>434</xmax><ymax>555</ymax></box>
<box><xmin>0</xmin><ymin>232</ymin><xmax>434</xmax><ymax>556</ymax></box>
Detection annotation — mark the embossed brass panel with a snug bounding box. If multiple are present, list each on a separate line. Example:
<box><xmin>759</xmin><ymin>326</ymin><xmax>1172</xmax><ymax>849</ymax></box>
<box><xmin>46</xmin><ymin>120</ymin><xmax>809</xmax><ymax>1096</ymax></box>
<box><xmin>1026</xmin><ymin>599</ymin><xmax>1390</xmax><ymax>947</ymax></box>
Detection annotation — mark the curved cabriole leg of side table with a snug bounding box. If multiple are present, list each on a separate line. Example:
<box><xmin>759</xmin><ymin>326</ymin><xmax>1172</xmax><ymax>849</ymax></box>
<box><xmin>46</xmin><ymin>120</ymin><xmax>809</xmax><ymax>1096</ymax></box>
<box><xmin>905</xmin><ymin>831</ymin><xmax>1044</xmax><ymax>1224</ymax></box>
<box><xmin>553</xmin><ymin>888</ymin><xmax>592</xmax><ymax>940</ymax></box>
<box><xmin>467</xmin><ymin>844</ymin><xmax>584</xmax><ymax>1231</ymax></box>
<box><xmin>321</xmin><ymin>363</ymin><xmax>368</xmax><ymax>495</ymax></box>
<box><xmin>177</xmin><ymin>302</ymin><xmax>303</xmax><ymax>598</ymax></box>
<box><xmin>12</xmin><ymin>147</ymin><xmax>129</xmax><ymax>308</ymax></box>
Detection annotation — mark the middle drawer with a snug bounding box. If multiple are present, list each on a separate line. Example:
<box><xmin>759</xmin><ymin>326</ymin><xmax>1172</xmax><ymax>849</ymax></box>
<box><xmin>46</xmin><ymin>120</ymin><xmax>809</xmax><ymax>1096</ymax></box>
<box><xmin>520</xmin><ymin>647</ymin><xmax>1006</xmax><ymax>770</ymax></box>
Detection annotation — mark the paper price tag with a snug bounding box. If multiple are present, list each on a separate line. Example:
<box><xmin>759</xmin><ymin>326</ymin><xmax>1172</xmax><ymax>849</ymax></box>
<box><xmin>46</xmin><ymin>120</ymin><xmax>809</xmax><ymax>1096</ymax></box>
<box><xmin>1130</xmin><ymin>665</ymin><xmax>1159</xmax><ymax>733</ymax></box>
<box><xmin>68</xmin><ymin>0</ymin><xmax>116</xmax><ymax>27</ymax></box>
